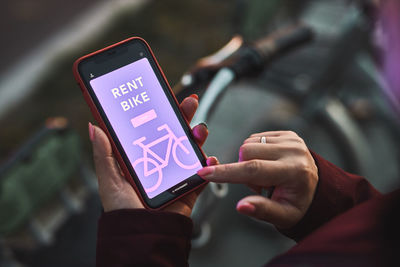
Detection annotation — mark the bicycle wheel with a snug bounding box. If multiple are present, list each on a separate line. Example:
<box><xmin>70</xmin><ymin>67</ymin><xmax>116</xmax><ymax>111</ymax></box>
<box><xmin>172</xmin><ymin>136</ymin><xmax>201</xmax><ymax>170</ymax></box>
<box><xmin>132</xmin><ymin>157</ymin><xmax>162</xmax><ymax>193</ymax></box>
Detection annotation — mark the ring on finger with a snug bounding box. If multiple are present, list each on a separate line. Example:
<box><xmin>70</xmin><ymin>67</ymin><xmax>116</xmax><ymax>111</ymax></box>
<box><xmin>260</xmin><ymin>136</ymin><xmax>267</xmax><ymax>144</ymax></box>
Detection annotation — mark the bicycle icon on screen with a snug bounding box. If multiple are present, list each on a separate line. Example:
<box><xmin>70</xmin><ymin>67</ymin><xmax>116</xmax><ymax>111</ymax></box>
<box><xmin>131</xmin><ymin>110</ymin><xmax>200</xmax><ymax>193</ymax></box>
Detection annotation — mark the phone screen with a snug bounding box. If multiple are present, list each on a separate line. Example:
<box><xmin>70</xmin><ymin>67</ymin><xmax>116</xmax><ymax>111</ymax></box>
<box><xmin>89</xmin><ymin>57</ymin><xmax>203</xmax><ymax>199</ymax></box>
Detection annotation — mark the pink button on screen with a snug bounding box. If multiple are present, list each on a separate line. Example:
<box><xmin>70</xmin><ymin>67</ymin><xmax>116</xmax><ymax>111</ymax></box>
<box><xmin>131</xmin><ymin>109</ymin><xmax>157</xmax><ymax>128</ymax></box>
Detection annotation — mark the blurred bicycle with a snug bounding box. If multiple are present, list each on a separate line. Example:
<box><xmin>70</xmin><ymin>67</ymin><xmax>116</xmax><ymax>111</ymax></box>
<box><xmin>175</xmin><ymin>0</ymin><xmax>400</xmax><ymax>249</ymax></box>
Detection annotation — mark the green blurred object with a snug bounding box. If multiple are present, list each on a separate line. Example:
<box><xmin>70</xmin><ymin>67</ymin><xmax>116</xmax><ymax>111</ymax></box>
<box><xmin>0</xmin><ymin>129</ymin><xmax>81</xmax><ymax>235</ymax></box>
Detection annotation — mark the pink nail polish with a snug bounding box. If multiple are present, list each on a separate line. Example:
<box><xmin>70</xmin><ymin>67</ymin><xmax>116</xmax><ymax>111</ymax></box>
<box><xmin>197</xmin><ymin>166</ymin><xmax>214</xmax><ymax>177</ymax></box>
<box><xmin>88</xmin><ymin>122</ymin><xmax>95</xmax><ymax>141</ymax></box>
<box><xmin>190</xmin><ymin>94</ymin><xmax>199</xmax><ymax>100</ymax></box>
<box><xmin>206</xmin><ymin>157</ymin><xmax>217</xmax><ymax>166</ymax></box>
<box><xmin>237</xmin><ymin>201</ymin><xmax>255</xmax><ymax>214</ymax></box>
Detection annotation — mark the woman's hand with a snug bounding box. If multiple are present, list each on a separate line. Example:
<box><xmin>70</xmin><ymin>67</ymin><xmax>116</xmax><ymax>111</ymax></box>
<box><xmin>197</xmin><ymin>131</ymin><xmax>318</xmax><ymax>229</ymax></box>
<box><xmin>89</xmin><ymin>94</ymin><xmax>218</xmax><ymax>217</ymax></box>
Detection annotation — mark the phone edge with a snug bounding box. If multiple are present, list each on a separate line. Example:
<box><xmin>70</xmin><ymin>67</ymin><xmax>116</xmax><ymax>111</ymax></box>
<box><xmin>72</xmin><ymin>36</ymin><xmax>209</xmax><ymax>210</ymax></box>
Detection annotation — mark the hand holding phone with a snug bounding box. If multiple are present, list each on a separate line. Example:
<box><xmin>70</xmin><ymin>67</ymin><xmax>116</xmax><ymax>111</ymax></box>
<box><xmin>90</xmin><ymin>96</ymin><xmax>218</xmax><ymax>217</ymax></box>
<box><xmin>74</xmin><ymin>37</ymin><xmax>214</xmax><ymax>209</ymax></box>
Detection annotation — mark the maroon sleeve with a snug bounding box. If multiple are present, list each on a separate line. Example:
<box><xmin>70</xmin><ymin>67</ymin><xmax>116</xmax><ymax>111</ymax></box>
<box><xmin>279</xmin><ymin>151</ymin><xmax>381</xmax><ymax>242</ymax></box>
<box><xmin>96</xmin><ymin>209</ymin><xmax>193</xmax><ymax>267</ymax></box>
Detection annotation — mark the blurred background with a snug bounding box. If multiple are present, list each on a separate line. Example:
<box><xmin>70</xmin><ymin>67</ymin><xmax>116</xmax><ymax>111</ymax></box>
<box><xmin>1</xmin><ymin>0</ymin><xmax>399</xmax><ymax>266</ymax></box>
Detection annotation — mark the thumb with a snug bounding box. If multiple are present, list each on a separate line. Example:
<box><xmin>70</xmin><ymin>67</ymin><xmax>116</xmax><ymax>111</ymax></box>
<box><xmin>89</xmin><ymin>123</ymin><xmax>126</xmax><ymax>187</ymax></box>
<box><xmin>236</xmin><ymin>195</ymin><xmax>301</xmax><ymax>229</ymax></box>
<box><xmin>89</xmin><ymin>123</ymin><xmax>143</xmax><ymax>211</ymax></box>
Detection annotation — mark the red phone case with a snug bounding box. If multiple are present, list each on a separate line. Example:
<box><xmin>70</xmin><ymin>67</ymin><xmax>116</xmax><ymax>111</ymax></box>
<box><xmin>73</xmin><ymin>36</ymin><xmax>208</xmax><ymax>210</ymax></box>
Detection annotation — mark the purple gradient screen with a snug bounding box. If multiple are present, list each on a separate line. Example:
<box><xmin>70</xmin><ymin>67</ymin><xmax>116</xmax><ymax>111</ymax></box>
<box><xmin>90</xmin><ymin>58</ymin><xmax>202</xmax><ymax>199</ymax></box>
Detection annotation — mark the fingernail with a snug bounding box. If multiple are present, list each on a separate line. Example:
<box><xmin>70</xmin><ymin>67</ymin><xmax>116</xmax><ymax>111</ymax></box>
<box><xmin>190</xmin><ymin>94</ymin><xmax>199</xmax><ymax>100</ymax></box>
<box><xmin>197</xmin><ymin>166</ymin><xmax>214</xmax><ymax>178</ymax></box>
<box><xmin>198</xmin><ymin>122</ymin><xmax>208</xmax><ymax>130</ymax></box>
<box><xmin>236</xmin><ymin>201</ymin><xmax>256</xmax><ymax>214</ymax></box>
<box><xmin>88</xmin><ymin>122</ymin><xmax>95</xmax><ymax>142</ymax></box>
<box><xmin>206</xmin><ymin>156</ymin><xmax>218</xmax><ymax>166</ymax></box>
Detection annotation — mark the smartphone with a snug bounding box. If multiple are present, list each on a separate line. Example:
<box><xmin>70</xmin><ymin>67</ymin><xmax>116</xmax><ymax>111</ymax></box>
<box><xmin>73</xmin><ymin>37</ymin><xmax>207</xmax><ymax>209</ymax></box>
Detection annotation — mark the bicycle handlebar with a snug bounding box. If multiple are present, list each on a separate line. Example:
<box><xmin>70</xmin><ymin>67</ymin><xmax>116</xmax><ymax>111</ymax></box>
<box><xmin>230</xmin><ymin>24</ymin><xmax>314</xmax><ymax>78</ymax></box>
<box><xmin>191</xmin><ymin>24</ymin><xmax>314</xmax><ymax>125</ymax></box>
